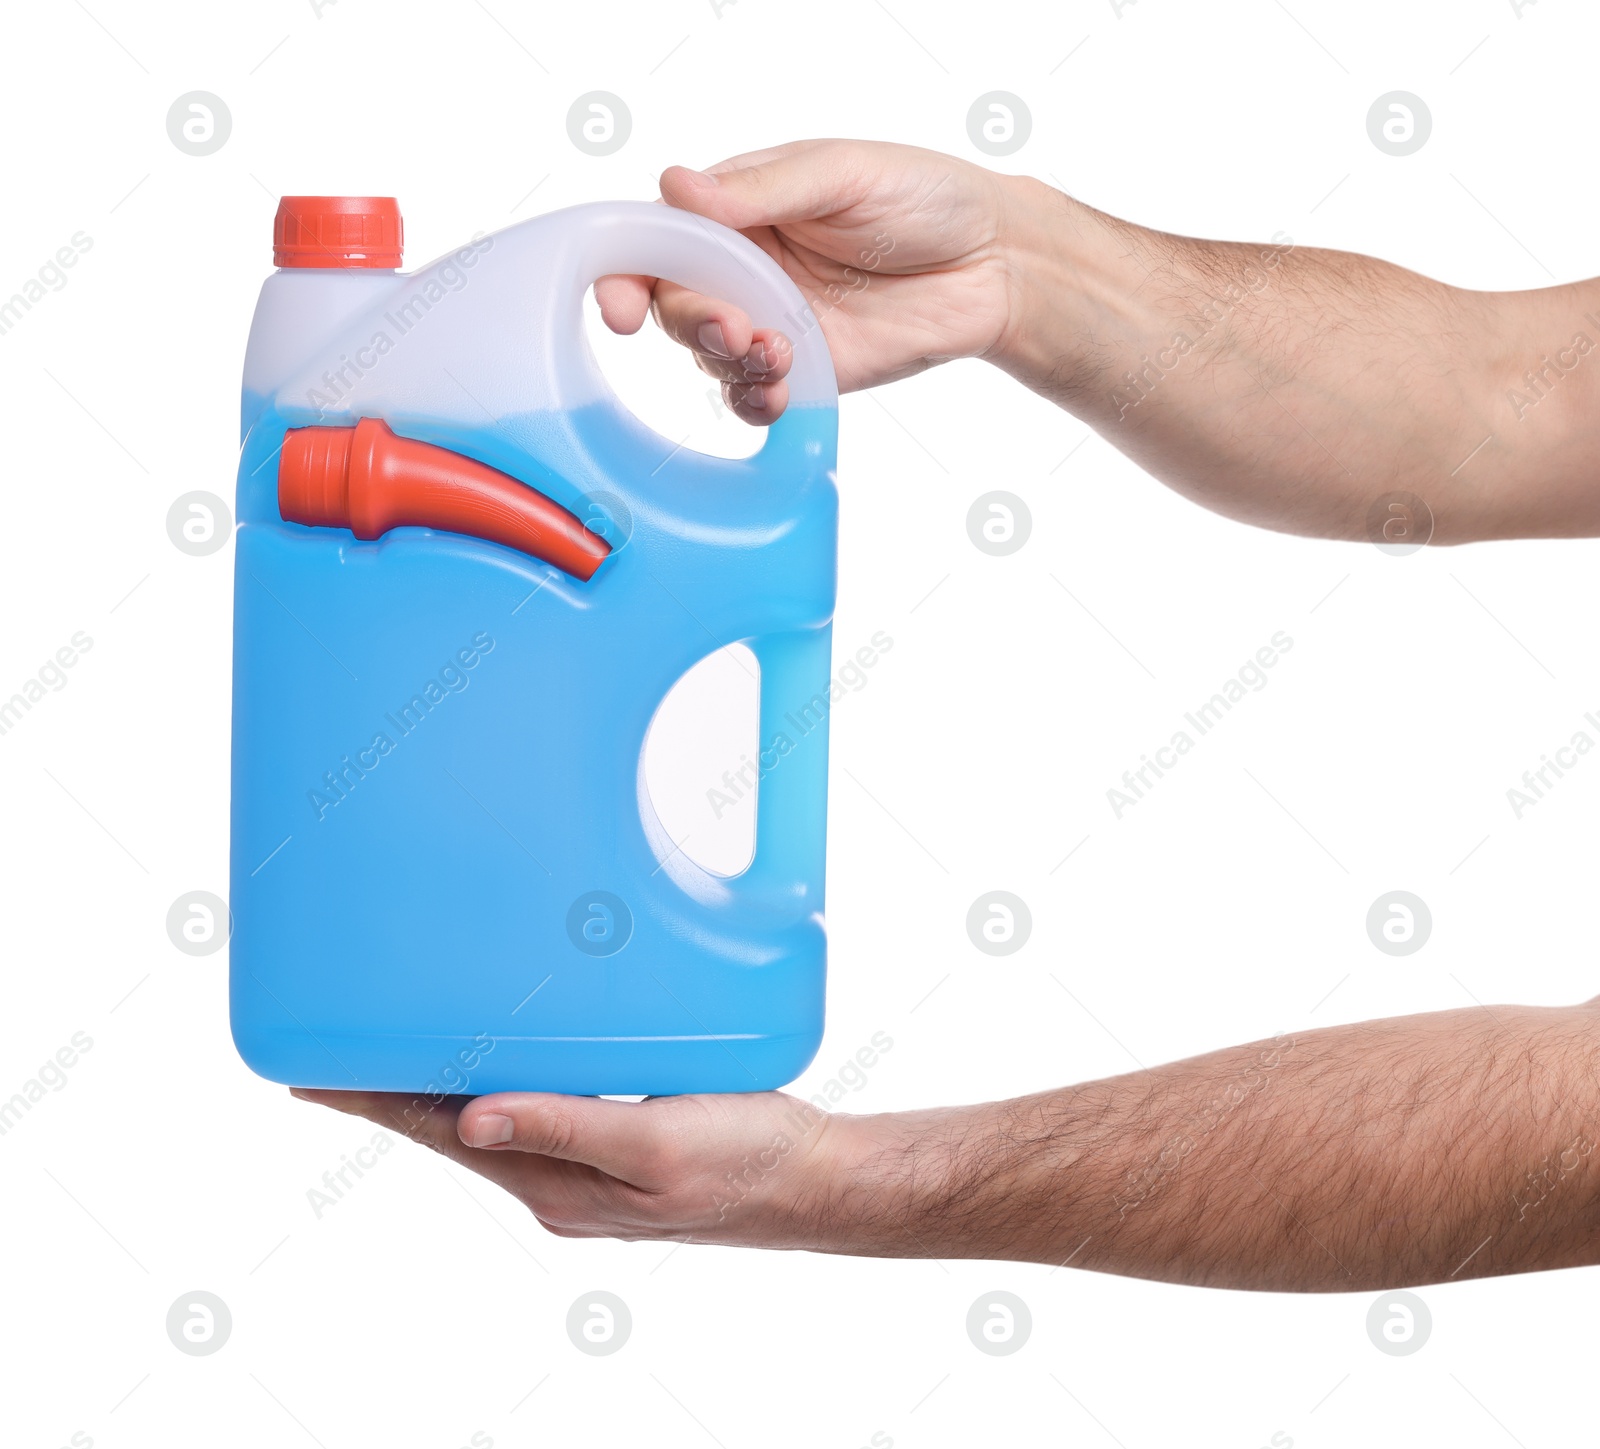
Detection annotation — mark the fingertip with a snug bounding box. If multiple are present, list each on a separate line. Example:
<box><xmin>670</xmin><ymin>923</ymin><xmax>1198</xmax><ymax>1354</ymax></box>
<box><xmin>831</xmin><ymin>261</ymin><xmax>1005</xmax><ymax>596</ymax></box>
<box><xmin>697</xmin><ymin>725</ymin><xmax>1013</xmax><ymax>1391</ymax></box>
<box><xmin>696</xmin><ymin>321</ymin><xmax>732</xmax><ymax>359</ymax></box>
<box><xmin>747</xmin><ymin>328</ymin><xmax>794</xmax><ymax>382</ymax></box>
<box><xmin>660</xmin><ymin>164</ymin><xmax>721</xmax><ymax>205</ymax></box>
<box><xmin>724</xmin><ymin>378</ymin><xmax>788</xmax><ymax>426</ymax></box>
<box><xmin>463</xmin><ymin>1111</ymin><xmax>516</xmax><ymax>1149</ymax></box>
<box><xmin>594</xmin><ymin>274</ymin><xmax>652</xmax><ymax>335</ymax></box>
<box><xmin>712</xmin><ymin>309</ymin><xmax>754</xmax><ymax>360</ymax></box>
<box><xmin>653</xmin><ymin>286</ymin><xmax>753</xmax><ymax>361</ymax></box>
<box><xmin>456</xmin><ymin>1096</ymin><xmax>493</xmax><ymax>1140</ymax></box>
<box><xmin>457</xmin><ymin>1091</ymin><xmax>540</xmax><ymax>1149</ymax></box>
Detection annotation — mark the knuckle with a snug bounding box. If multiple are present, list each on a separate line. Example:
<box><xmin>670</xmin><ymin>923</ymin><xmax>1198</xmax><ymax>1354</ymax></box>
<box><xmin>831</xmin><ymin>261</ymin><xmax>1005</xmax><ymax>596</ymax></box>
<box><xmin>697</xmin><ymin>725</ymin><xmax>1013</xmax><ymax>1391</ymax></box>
<box><xmin>635</xmin><ymin>1140</ymin><xmax>680</xmax><ymax>1185</ymax></box>
<box><xmin>530</xmin><ymin>1109</ymin><xmax>579</xmax><ymax>1159</ymax></box>
<box><xmin>637</xmin><ymin>1120</ymin><xmax>693</xmax><ymax>1184</ymax></box>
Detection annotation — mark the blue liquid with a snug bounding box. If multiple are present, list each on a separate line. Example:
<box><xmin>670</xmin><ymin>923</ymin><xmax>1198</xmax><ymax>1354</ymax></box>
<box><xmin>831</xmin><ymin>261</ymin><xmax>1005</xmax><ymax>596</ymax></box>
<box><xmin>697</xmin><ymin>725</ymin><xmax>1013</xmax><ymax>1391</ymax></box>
<box><xmin>230</xmin><ymin>395</ymin><xmax>838</xmax><ymax>1094</ymax></box>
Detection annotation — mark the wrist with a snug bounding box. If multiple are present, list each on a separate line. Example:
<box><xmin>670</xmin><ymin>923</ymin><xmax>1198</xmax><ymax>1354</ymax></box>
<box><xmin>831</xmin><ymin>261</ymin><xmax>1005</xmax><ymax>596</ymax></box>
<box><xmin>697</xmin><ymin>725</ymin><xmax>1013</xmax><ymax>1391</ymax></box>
<box><xmin>989</xmin><ymin>174</ymin><xmax>1155</xmax><ymax>403</ymax></box>
<box><xmin>794</xmin><ymin>1104</ymin><xmax>1028</xmax><ymax>1258</ymax></box>
<box><xmin>779</xmin><ymin>1107</ymin><xmax>950</xmax><ymax>1255</ymax></box>
<box><xmin>789</xmin><ymin>1096</ymin><xmax>1108</xmax><ymax>1262</ymax></box>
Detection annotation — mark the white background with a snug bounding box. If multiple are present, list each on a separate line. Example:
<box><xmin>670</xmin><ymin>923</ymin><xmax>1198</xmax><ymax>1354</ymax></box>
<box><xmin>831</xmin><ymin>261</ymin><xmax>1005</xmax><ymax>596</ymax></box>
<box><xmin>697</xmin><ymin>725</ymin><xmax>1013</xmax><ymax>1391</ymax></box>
<box><xmin>2</xmin><ymin>0</ymin><xmax>1597</xmax><ymax>1445</ymax></box>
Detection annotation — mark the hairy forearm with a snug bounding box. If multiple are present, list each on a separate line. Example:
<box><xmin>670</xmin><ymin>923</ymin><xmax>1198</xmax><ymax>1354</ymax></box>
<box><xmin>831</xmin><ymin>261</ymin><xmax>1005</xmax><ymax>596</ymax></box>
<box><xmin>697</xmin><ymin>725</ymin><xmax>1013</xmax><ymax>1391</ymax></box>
<box><xmin>819</xmin><ymin>1003</ymin><xmax>1600</xmax><ymax>1290</ymax></box>
<box><xmin>991</xmin><ymin>176</ymin><xmax>1600</xmax><ymax>544</ymax></box>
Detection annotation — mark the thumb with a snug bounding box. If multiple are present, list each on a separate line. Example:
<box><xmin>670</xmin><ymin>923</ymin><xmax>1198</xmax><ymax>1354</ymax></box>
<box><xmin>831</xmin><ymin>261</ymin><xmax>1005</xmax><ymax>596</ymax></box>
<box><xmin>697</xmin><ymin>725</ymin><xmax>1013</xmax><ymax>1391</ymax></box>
<box><xmin>660</xmin><ymin>141</ymin><xmax>861</xmax><ymax>231</ymax></box>
<box><xmin>458</xmin><ymin>1092</ymin><xmax>673</xmax><ymax>1181</ymax></box>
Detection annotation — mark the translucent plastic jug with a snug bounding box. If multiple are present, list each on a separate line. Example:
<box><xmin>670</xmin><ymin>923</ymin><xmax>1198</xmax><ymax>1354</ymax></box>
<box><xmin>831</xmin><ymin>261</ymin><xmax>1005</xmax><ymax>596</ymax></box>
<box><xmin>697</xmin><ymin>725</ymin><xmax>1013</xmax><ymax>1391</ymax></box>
<box><xmin>230</xmin><ymin>196</ymin><xmax>838</xmax><ymax>1096</ymax></box>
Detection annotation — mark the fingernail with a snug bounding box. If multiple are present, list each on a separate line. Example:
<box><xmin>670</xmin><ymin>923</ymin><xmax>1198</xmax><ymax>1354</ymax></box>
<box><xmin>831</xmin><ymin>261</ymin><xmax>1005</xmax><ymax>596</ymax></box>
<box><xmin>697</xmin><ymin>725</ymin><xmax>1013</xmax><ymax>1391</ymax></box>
<box><xmin>743</xmin><ymin>384</ymin><xmax>767</xmax><ymax>411</ymax></box>
<box><xmin>744</xmin><ymin>342</ymin><xmax>770</xmax><ymax>376</ymax></box>
<box><xmin>470</xmin><ymin>1113</ymin><xmax>515</xmax><ymax>1147</ymax></box>
<box><xmin>698</xmin><ymin>322</ymin><xmax>730</xmax><ymax>358</ymax></box>
<box><xmin>680</xmin><ymin>167</ymin><xmax>719</xmax><ymax>187</ymax></box>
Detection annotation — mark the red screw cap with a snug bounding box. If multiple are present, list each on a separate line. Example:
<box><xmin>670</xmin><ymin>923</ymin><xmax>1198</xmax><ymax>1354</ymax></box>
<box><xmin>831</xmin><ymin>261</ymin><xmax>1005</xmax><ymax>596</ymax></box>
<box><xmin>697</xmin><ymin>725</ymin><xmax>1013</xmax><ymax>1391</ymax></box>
<box><xmin>274</xmin><ymin>196</ymin><xmax>402</xmax><ymax>269</ymax></box>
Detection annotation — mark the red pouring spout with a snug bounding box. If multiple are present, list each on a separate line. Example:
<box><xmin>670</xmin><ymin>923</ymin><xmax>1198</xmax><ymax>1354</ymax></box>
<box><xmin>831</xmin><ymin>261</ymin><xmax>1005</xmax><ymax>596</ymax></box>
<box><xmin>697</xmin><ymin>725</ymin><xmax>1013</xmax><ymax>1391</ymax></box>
<box><xmin>277</xmin><ymin>417</ymin><xmax>611</xmax><ymax>581</ymax></box>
